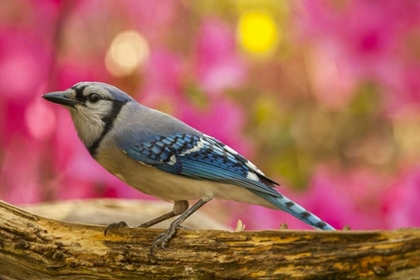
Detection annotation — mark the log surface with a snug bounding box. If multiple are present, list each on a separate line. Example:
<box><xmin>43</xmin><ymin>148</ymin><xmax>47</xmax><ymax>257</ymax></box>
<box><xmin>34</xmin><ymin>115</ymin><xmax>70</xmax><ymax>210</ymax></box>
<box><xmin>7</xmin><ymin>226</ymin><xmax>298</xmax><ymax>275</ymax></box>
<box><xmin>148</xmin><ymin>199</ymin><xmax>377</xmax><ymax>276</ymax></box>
<box><xmin>0</xmin><ymin>199</ymin><xmax>419</xmax><ymax>279</ymax></box>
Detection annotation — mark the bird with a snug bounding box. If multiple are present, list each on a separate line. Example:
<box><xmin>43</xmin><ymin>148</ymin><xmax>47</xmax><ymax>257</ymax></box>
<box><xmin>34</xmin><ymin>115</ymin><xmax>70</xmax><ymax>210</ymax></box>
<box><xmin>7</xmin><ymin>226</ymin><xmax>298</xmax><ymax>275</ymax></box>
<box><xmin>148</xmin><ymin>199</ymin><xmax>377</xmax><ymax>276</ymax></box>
<box><xmin>43</xmin><ymin>82</ymin><xmax>335</xmax><ymax>254</ymax></box>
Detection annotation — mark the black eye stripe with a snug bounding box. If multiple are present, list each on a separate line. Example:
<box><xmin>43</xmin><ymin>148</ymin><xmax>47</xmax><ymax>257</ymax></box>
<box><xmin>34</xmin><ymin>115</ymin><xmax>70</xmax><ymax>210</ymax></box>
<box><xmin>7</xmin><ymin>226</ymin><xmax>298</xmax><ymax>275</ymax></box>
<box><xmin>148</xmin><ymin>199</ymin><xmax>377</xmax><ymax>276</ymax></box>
<box><xmin>72</xmin><ymin>86</ymin><xmax>125</xmax><ymax>104</ymax></box>
<box><xmin>73</xmin><ymin>85</ymin><xmax>87</xmax><ymax>100</ymax></box>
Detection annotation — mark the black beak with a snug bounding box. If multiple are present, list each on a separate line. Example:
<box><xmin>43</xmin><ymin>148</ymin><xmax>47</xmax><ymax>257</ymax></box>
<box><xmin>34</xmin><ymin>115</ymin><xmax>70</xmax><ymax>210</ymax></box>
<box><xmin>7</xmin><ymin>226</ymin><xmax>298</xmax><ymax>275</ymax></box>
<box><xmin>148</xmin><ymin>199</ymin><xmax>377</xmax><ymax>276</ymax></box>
<box><xmin>42</xmin><ymin>91</ymin><xmax>80</xmax><ymax>108</ymax></box>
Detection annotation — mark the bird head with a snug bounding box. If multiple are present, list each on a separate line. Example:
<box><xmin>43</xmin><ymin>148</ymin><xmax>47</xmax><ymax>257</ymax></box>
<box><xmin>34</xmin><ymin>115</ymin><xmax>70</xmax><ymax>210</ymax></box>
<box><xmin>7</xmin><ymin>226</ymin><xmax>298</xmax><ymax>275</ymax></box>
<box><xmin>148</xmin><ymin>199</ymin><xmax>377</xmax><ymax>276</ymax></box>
<box><xmin>43</xmin><ymin>82</ymin><xmax>134</xmax><ymax>149</ymax></box>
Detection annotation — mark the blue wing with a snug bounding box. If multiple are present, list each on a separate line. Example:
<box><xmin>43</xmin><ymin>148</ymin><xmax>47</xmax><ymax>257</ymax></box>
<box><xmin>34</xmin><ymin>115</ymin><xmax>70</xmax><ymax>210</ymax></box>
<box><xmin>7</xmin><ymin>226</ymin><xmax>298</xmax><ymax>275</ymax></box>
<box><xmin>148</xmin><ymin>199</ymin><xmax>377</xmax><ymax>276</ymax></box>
<box><xmin>117</xmin><ymin>133</ymin><xmax>336</xmax><ymax>231</ymax></box>
<box><xmin>118</xmin><ymin>133</ymin><xmax>281</xmax><ymax>197</ymax></box>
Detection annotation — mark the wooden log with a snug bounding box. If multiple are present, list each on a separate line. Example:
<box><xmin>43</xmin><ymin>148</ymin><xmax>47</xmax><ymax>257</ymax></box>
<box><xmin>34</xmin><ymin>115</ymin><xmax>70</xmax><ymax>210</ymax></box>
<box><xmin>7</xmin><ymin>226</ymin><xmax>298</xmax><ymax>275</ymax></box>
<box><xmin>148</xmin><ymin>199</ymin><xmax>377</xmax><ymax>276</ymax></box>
<box><xmin>0</xmin><ymin>199</ymin><xmax>419</xmax><ymax>279</ymax></box>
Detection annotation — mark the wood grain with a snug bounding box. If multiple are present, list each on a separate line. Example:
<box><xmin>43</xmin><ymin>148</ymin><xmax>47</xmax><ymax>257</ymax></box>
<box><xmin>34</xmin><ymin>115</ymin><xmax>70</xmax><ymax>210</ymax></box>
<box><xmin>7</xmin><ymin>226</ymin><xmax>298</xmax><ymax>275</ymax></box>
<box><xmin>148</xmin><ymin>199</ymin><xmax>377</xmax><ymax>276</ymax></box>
<box><xmin>0</xmin><ymin>199</ymin><xmax>419</xmax><ymax>279</ymax></box>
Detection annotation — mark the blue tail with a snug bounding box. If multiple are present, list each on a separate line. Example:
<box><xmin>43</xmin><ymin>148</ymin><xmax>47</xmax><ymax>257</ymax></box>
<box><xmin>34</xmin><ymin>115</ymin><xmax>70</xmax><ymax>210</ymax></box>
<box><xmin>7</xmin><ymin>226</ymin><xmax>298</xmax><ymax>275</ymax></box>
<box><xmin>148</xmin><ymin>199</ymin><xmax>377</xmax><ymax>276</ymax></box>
<box><xmin>251</xmin><ymin>190</ymin><xmax>335</xmax><ymax>230</ymax></box>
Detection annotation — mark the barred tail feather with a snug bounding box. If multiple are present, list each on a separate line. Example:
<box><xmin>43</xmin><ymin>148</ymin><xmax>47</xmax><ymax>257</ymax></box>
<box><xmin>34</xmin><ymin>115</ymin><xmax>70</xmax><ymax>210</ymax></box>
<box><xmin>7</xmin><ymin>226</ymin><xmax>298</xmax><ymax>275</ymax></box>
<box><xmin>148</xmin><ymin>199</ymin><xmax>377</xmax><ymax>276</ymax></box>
<box><xmin>252</xmin><ymin>191</ymin><xmax>335</xmax><ymax>230</ymax></box>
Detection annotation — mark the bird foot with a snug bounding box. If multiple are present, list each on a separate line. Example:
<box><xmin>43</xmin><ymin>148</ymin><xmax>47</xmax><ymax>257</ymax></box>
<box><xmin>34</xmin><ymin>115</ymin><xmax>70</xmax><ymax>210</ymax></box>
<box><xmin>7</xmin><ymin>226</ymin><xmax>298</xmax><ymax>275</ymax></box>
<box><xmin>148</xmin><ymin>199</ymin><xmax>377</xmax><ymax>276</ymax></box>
<box><xmin>104</xmin><ymin>221</ymin><xmax>129</xmax><ymax>236</ymax></box>
<box><xmin>150</xmin><ymin>224</ymin><xmax>181</xmax><ymax>256</ymax></box>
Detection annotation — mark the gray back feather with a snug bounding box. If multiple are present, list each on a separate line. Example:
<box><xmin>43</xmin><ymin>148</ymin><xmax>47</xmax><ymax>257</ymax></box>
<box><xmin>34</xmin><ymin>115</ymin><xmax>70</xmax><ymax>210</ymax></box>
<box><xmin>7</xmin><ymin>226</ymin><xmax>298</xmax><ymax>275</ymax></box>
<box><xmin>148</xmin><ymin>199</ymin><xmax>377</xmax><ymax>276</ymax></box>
<box><xmin>106</xmin><ymin>102</ymin><xmax>201</xmax><ymax>151</ymax></box>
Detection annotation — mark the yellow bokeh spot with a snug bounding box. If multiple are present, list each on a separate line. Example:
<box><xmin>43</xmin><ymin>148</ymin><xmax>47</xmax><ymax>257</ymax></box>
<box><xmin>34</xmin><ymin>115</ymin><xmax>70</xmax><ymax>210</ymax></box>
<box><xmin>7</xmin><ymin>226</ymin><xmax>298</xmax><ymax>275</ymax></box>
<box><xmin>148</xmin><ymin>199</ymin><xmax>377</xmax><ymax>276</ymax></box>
<box><xmin>105</xmin><ymin>30</ymin><xmax>150</xmax><ymax>77</ymax></box>
<box><xmin>237</xmin><ymin>10</ymin><xmax>279</xmax><ymax>55</ymax></box>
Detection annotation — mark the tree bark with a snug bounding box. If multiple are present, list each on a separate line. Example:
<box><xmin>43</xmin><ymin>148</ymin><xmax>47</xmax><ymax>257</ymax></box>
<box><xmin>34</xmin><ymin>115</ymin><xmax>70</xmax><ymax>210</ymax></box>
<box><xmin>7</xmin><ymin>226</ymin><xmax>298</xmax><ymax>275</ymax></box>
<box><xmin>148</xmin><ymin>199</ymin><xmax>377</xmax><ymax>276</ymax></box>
<box><xmin>0</xmin><ymin>199</ymin><xmax>419</xmax><ymax>279</ymax></box>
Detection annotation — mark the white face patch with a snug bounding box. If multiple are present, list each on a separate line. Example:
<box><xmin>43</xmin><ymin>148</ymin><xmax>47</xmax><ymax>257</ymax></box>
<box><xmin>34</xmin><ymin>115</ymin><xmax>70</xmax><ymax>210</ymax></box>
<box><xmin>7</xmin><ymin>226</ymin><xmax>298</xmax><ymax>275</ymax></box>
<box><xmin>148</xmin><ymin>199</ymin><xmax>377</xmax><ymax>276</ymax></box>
<box><xmin>69</xmin><ymin>100</ymin><xmax>114</xmax><ymax>147</ymax></box>
<box><xmin>180</xmin><ymin>138</ymin><xmax>206</xmax><ymax>156</ymax></box>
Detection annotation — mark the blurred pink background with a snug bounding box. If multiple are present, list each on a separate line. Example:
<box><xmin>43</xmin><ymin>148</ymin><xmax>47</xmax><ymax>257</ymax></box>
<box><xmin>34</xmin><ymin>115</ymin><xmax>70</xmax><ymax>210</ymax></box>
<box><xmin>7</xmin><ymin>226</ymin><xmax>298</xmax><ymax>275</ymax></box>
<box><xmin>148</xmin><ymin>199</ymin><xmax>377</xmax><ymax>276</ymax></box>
<box><xmin>1</xmin><ymin>0</ymin><xmax>420</xmax><ymax>230</ymax></box>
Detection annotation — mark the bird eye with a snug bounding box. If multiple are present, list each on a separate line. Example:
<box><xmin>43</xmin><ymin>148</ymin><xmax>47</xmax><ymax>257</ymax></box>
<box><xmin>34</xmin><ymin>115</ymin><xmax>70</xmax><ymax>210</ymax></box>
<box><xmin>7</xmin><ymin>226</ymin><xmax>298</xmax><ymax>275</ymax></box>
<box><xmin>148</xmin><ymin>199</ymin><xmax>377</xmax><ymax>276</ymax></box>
<box><xmin>88</xmin><ymin>93</ymin><xmax>100</xmax><ymax>103</ymax></box>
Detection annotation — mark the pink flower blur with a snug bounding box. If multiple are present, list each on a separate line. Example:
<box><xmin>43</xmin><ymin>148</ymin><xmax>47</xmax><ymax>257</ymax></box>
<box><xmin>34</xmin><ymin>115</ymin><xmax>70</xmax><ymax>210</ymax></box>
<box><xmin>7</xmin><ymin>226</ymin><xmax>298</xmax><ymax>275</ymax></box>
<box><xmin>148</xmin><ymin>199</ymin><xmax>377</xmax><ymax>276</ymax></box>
<box><xmin>195</xmin><ymin>19</ymin><xmax>246</xmax><ymax>96</ymax></box>
<box><xmin>297</xmin><ymin>0</ymin><xmax>420</xmax><ymax>113</ymax></box>
<box><xmin>0</xmin><ymin>1</ymin><xmax>419</xmax><ymax>232</ymax></box>
<box><xmin>383</xmin><ymin>166</ymin><xmax>420</xmax><ymax>228</ymax></box>
<box><xmin>140</xmin><ymin>49</ymin><xmax>183</xmax><ymax>107</ymax></box>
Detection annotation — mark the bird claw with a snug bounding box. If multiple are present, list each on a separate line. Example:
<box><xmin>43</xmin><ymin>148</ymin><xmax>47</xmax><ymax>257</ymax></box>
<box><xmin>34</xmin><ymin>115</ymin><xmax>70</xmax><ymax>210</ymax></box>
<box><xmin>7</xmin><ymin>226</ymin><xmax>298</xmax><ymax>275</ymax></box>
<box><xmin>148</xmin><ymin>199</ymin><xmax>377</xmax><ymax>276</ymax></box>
<box><xmin>104</xmin><ymin>221</ymin><xmax>129</xmax><ymax>236</ymax></box>
<box><xmin>149</xmin><ymin>225</ymin><xmax>180</xmax><ymax>256</ymax></box>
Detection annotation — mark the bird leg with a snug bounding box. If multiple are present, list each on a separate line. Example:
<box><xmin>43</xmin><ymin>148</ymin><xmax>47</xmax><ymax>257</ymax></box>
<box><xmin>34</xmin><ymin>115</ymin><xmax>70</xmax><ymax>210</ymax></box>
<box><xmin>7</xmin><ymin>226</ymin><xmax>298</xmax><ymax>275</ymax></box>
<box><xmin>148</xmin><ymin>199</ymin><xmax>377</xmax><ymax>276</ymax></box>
<box><xmin>139</xmin><ymin>200</ymin><xmax>189</xmax><ymax>228</ymax></box>
<box><xmin>104</xmin><ymin>200</ymin><xmax>189</xmax><ymax>236</ymax></box>
<box><xmin>150</xmin><ymin>198</ymin><xmax>210</xmax><ymax>256</ymax></box>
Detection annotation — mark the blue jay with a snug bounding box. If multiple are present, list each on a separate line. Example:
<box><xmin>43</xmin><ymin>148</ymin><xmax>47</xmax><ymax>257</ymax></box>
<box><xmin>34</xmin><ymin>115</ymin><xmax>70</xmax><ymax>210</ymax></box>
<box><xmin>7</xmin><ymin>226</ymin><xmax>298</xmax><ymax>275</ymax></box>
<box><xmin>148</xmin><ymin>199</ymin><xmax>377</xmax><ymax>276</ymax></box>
<box><xmin>43</xmin><ymin>82</ymin><xmax>335</xmax><ymax>253</ymax></box>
